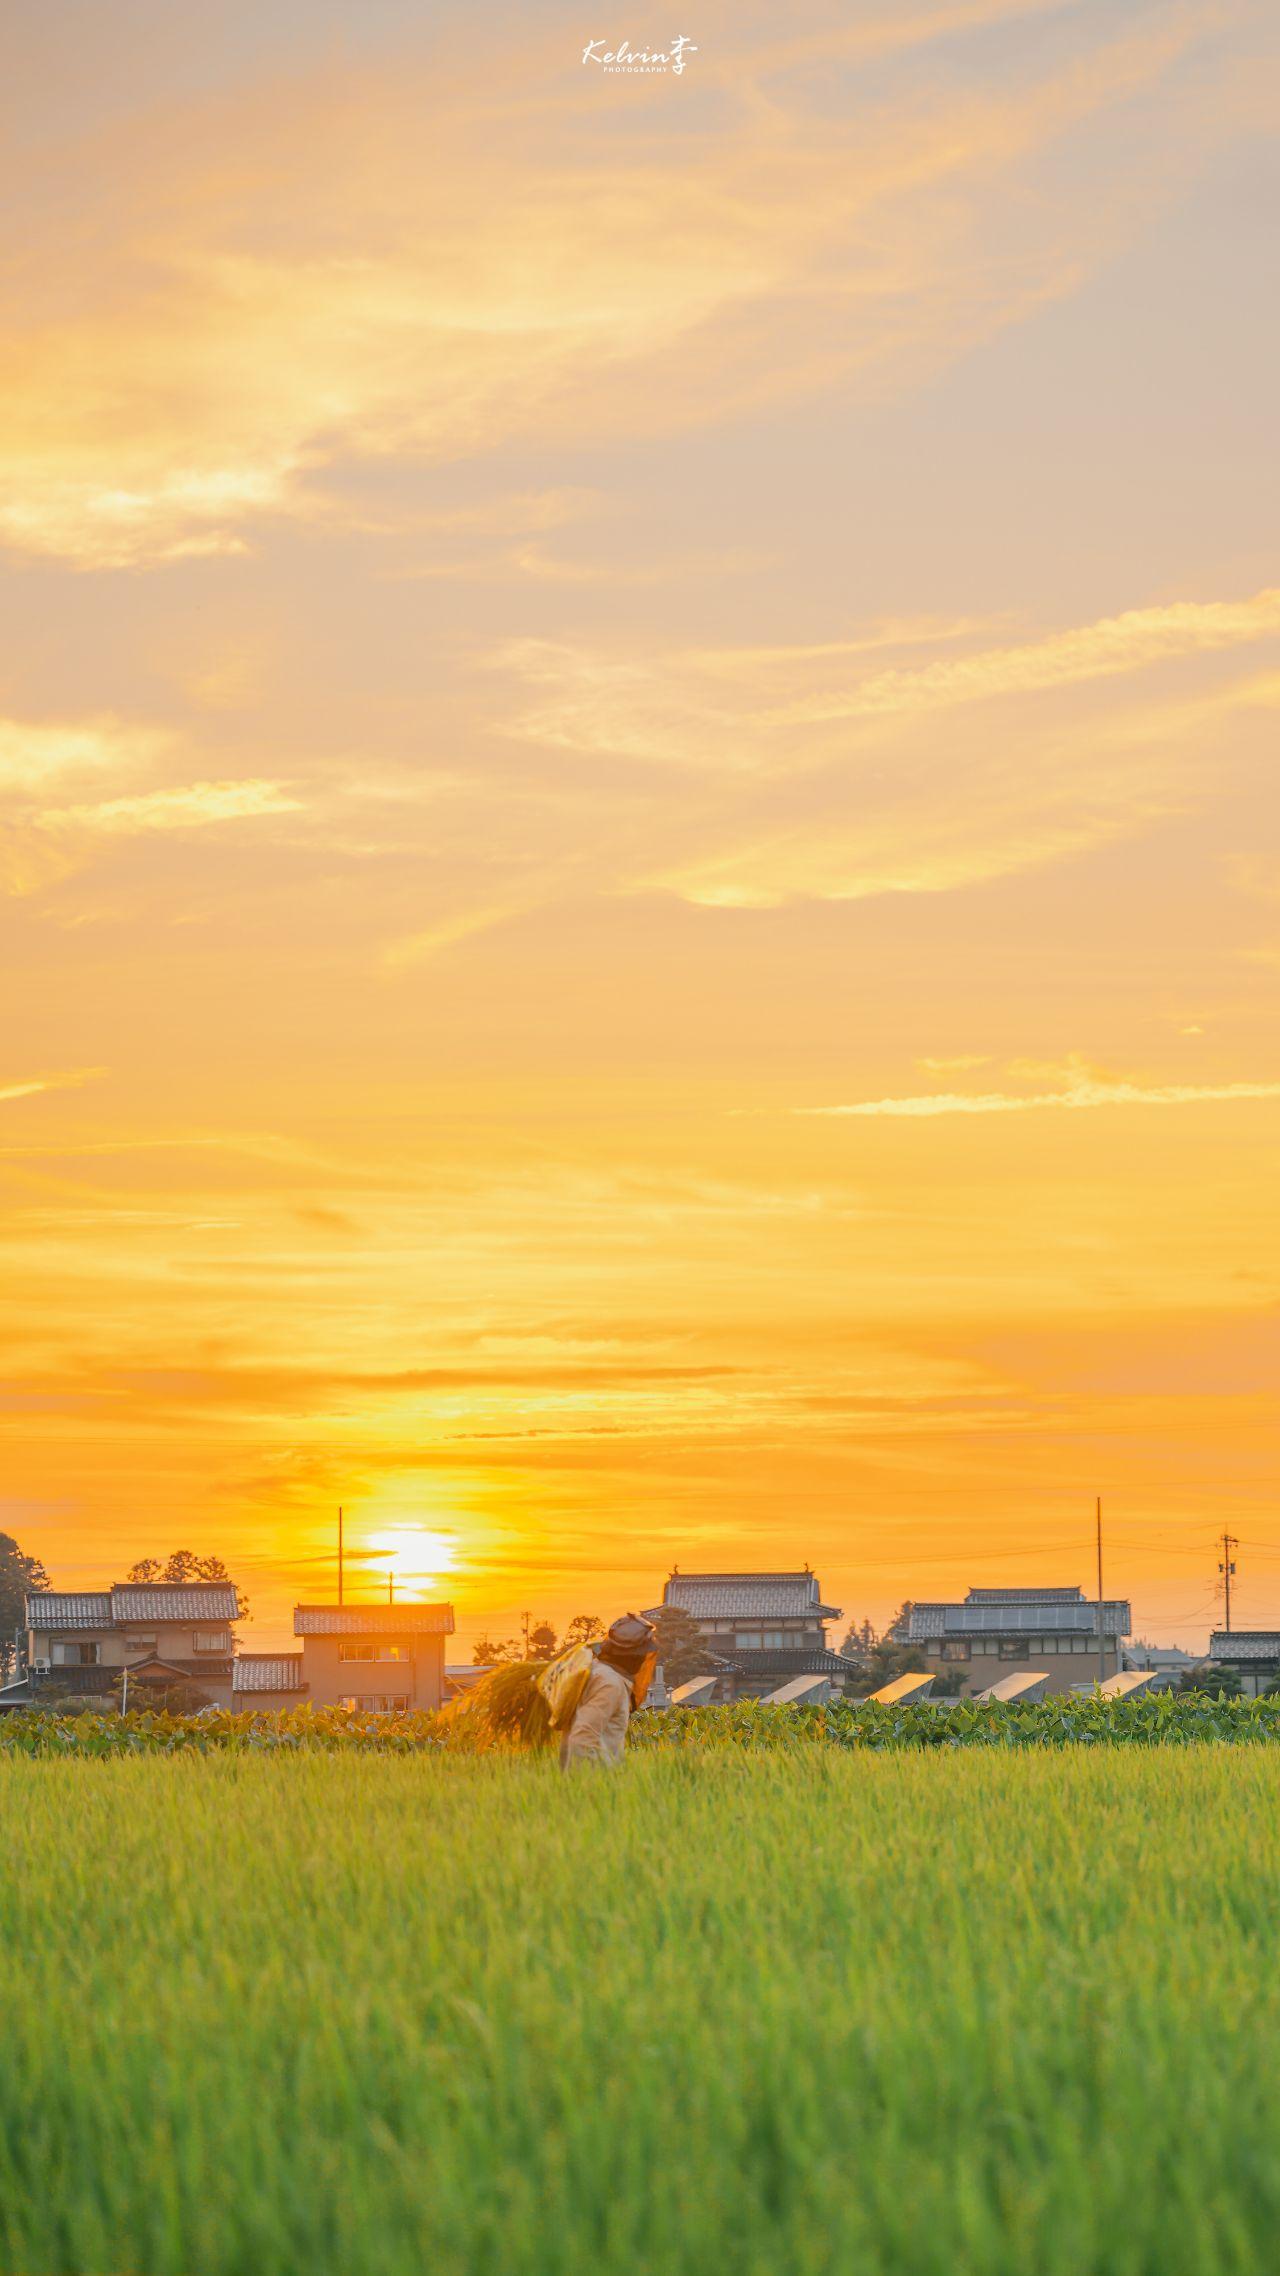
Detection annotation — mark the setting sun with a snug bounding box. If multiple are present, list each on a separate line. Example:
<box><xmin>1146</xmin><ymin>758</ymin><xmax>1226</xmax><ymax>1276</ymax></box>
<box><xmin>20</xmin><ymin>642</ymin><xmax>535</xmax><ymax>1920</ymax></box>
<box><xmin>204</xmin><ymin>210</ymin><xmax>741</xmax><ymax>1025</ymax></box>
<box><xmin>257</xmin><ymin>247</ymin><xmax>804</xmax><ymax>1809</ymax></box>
<box><xmin>368</xmin><ymin>1529</ymin><xmax>457</xmax><ymax>1595</ymax></box>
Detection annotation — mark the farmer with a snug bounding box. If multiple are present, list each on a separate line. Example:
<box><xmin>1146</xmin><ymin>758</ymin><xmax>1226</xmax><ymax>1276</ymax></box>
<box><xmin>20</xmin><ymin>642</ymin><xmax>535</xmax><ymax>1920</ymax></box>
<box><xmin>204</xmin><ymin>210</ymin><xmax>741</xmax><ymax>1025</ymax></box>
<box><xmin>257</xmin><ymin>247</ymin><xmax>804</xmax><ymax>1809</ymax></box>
<box><xmin>559</xmin><ymin>1613</ymin><xmax>658</xmax><ymax>1769</ymax></box>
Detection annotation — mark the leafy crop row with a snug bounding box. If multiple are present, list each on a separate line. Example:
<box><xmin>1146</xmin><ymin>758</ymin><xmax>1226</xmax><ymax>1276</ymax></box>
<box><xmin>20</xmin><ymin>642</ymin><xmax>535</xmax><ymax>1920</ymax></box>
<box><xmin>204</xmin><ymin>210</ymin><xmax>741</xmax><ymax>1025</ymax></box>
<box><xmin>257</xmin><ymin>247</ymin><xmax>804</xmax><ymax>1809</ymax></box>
<box><xmin>3</xmin><ymin>1688</ymin><xmax>1280</xmax><ymax>1755</ymax></box>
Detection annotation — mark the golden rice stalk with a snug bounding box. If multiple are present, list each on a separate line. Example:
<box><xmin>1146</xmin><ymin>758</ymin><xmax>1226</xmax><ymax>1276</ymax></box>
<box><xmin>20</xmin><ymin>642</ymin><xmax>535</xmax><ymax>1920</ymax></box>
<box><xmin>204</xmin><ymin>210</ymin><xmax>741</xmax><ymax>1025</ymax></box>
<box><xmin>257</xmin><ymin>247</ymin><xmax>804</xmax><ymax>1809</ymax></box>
<box><xmin>437</xmin><ymin>1662</ymin><xmax>554</xmax><ymax>1752</ymax></box>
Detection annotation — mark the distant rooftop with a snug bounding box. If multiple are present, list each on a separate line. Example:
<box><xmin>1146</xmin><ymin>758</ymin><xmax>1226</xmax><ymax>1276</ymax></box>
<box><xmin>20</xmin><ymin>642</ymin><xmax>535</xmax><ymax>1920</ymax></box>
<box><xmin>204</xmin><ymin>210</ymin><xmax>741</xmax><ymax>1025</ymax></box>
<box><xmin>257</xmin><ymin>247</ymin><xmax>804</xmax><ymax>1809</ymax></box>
<box><xmin>965</xmin><ymin>1587</ymin><xmax>1085</xmax><ymax>1605</ymax></box>
<box><xmin>293</xmin><ymin>1602</ymin><xmax>454</xmax><ymax>1637</ymax></box>
<box><xmin>27</xmin><ymin>1583</ymin><xmax>240</xmax><ymax>1630</ymax></box>
<box><xmin>648</xmin><ymin>1572</ymin><xmax>839</xmax><ymax>1622</ymax></box>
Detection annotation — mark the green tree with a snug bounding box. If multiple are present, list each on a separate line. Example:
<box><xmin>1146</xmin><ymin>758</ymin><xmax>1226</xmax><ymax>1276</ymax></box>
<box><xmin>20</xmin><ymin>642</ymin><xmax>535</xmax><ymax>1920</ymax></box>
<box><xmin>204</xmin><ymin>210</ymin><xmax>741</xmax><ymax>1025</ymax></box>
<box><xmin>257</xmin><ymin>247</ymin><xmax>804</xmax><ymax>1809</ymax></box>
<box><xmin>471</xmin><ymin>1635</ymin><xmax>519</xmax><ymax>1666</ymax></box>
<box><xmin>652</xmin><ymin>1604</ymin><xmax>717</xmax><ymax>1689</ymax></box>
<box><xmin>564</xmin><ymin>1614</ymin><xmax>605</xmax><ymax>1647</ymax></box>
<box><xmin>526</xmin><ymin>1622</ymin><xmax>558</xmax><ymax>1661</ymax></box>
<box><xmin>125</xmin><ymin>1551</ymin><xmax>249</xmax><ymax>1619</ymax></box>
<box><xmin>113</xmin><ymin>1670</ymin><xmax>214</xmax><ymax>1716</ymax></box>
<box><xmin>839</xmin><ymin>1617</ymin><xmax>877</xmax><ymax>1661</ymax></box>
<box><xmin>1180</xmin><ymin>1663</ymin><xmax>1243</xmax><ymax>1698</ymax></box>
<box><xmin>840</xmin><ymin>1638</ymin><xmax>930</xmax><ymax>1698</ymax></box>
<box><xmin>0</xmin><ymin>1533</ymin><xmax>50</xmax><ymax>1679</ymax></box>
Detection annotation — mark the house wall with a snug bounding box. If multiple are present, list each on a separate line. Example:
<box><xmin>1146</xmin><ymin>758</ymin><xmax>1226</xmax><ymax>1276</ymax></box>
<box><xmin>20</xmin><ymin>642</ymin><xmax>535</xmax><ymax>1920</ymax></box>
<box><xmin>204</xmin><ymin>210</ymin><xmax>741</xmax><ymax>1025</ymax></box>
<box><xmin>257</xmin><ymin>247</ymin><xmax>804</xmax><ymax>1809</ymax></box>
<box><xmin>300</xmin><ymin>1633</ymin><xmax>445</xmax><ymax>1710</ymax></box>
<box><xmin>922</xmin><ymin>1638</ymin><xmax>1122</xmax><ymax>1696</ymax></box>
<box><xmin>234</xmin><ymin>1690</ymin><xmax>308</xmax><ymax>1714</ymax></box>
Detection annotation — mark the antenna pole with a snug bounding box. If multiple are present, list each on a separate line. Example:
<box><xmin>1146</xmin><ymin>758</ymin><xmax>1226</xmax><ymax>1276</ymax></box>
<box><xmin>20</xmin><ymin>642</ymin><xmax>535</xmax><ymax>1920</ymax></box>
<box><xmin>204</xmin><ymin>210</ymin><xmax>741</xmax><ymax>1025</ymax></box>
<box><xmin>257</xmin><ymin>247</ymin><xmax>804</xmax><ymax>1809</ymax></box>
<box><xmin>338</xmin><ymin>1506</ymin><xmax>344</xmax><ymax>1607</ymax></box>
<box><xmin>1096</xmin><ymin>1496</ymin><xmax>1106</xmax><ymax>1686</ymax></box>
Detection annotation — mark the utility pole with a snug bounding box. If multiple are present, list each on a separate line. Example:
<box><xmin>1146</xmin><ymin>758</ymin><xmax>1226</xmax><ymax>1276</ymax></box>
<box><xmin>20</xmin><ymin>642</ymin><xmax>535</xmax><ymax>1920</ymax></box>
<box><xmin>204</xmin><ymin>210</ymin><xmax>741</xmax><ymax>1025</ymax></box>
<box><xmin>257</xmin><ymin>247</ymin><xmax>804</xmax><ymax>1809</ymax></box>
<box><xmin>522</xmin><ymin>1611</ymin><xmax>531</xmax><ymax>1657</ymax></box>
<box><xmin>338</xmin><ymin>1506</ymin><xmax>344</xmax><ymax>1607</ymax></box>
<box><xmin>1096</xmin><ymin>1496</ymin><xmax>1107</xmax><ymax>1686</ymax></box>
<box><xmin>1219</xmin><ymin>1533</ymin><xmax>1239</xmax><ymax>1634</ymax></box>
<box><xmin>388</xmin><ymin>1570</ymin><xmax>395</xmax><ymax>1606</ymax></box>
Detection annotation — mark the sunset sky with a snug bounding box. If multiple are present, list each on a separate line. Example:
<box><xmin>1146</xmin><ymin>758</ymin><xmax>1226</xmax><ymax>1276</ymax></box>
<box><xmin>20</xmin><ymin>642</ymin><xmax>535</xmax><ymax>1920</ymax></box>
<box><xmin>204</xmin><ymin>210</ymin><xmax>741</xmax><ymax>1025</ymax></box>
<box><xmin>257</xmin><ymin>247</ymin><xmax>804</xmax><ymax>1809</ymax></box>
<box><xmin>4</xmin><ymin>0</ymin><xmax>1278</xmax><ymax>1656</ymax></box>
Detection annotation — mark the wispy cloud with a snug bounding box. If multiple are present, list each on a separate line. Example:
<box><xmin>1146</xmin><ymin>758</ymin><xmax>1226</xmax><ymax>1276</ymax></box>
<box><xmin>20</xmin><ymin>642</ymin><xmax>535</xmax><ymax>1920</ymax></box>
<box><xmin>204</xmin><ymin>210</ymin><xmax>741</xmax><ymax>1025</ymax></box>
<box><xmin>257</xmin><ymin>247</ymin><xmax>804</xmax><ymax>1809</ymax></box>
<box><xmin>0</xmin><ymin>1069</ymin><xmax>103</xmax><ymax>1107</ymax></box>
<box><xmin>763</xmin><ymin>592</ymin><xmax>1280</xmax><ymax>725</ymax></box>
<box><xmin>799</xmin><ymin>1076</ymin><xmax>1280</xmax><ymax>1118</ymax></box>
<box><xmin>41</xmin><ymin>781</ymin><xmax>302</xmax><ymax>833</ymax></box>
<box><xmin>0</xmin><ymin>717</ymin><xmax>171</xmax><ymax>793</ymax></box>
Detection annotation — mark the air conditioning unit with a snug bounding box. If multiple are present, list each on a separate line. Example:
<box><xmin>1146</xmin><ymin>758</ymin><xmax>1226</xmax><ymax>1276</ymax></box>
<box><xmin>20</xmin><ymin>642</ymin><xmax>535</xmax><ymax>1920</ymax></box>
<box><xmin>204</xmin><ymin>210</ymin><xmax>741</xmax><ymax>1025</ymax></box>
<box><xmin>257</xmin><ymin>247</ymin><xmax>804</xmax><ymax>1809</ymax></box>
<box><xmin>33</xmin><ymin>1659</ymin><xmax>51</xmax><ymax>1673</ymax></box>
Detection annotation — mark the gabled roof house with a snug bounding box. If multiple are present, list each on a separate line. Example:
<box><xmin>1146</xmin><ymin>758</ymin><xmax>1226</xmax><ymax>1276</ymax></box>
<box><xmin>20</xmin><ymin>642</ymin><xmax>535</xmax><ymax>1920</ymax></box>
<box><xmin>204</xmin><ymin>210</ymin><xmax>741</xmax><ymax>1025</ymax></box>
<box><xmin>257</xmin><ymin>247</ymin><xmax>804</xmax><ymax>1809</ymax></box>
<box><xmin>293</xmin><ymin>1600</ymin><xmax>454</xmax><ymax>1712</ymax></box>
<box><xmin>643</xmin><ymin>1569</ymin><xmax>861</xmax><ymax>1701</ymax></box>
<box><xmin>1207</xmin><ymin>1631</ymin><xmax>1280</xmax><ymax>1697</ymax></box>
<box><xmin>25</xmin><ymin>1583</ymin><xmax>241</xmax><ymax>1705</ymax></box>
<box><xmin>906</xmin><ymin>1586</ymin><xmax>1131</xmax><ymax>1697</ymax></box>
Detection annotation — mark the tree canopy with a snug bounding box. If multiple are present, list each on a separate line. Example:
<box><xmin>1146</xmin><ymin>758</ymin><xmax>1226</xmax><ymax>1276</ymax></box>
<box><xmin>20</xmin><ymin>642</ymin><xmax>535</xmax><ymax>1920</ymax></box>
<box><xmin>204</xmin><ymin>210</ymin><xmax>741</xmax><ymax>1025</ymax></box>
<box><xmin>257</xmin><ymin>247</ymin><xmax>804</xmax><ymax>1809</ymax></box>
<box><xmin>125</xmin><ymin>1552</ymin><xmax>249</xmax><ymax>1619</ymax></box>
<box><xmin>0</xmin><ymin>1533</ymin><xmax>50</xmax><ymax>1677</ymax></box>
<box><xmin>651</xmin><ymin>1603</ymin><xmax>717</xmax><ymax>1689</ymax></box>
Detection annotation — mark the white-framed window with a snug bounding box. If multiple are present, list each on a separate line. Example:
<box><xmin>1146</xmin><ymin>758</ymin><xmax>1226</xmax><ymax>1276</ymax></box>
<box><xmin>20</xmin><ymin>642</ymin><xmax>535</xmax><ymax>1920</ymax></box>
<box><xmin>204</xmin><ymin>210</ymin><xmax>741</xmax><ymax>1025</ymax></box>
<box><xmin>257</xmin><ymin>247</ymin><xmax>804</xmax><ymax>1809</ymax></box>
<box><xmin>340</xmin><ymin>1694</ymin><xmax>403</xmax><ymax>1713</ymax></box>
<box><xmin>734</xmin><ymin>1629</ymin><xmax>762</xmax><ymax>1648</ymax></box>
<box><xmin>338</xmin><ymin>1643</ymin><xmax>409</xmax><ymax>1662</ymax></box>
<box><xmin>126</xmin><ymin>1634</ymin><xmax>158</xmax><ymax>1652</ymax></box>
<box><xmin>193</xmin><ymin>1631</ymin><xmax>230</xmax><ymax>1653</ymax></box>
<box><xmin>50</xmin><ymin>1640</ymin><xmax>100</xmax><ymax>1666</ymax></box>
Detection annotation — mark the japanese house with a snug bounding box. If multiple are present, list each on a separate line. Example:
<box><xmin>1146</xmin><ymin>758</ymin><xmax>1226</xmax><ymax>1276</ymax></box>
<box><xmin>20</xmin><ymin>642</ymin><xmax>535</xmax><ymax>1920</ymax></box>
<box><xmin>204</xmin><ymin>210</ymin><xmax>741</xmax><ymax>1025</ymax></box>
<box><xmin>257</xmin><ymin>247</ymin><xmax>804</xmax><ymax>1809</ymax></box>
<box><xmin>293</xmin><ymin>1601</ymin><xmax>454</xmax><ymax>1711</ymax></box>
<box><xmin>24</xmin><ymin>1583</ymin><xmax>240</xmax><ymax>1707</ymax></box>
<box><xmin>1207</xmin><ymin>1631</ymin><xmax>1280</xmax><ymax>1698</ymax></box>
<box><xmin>906</xmin><ymin>1586</ymin><xmax>1131</xmax><ymax>1697</ymax></box>
<box><xmin>643</xmin><ymin>1569</ymin><xmax>864</xmax><ymax>1701</ymax></box>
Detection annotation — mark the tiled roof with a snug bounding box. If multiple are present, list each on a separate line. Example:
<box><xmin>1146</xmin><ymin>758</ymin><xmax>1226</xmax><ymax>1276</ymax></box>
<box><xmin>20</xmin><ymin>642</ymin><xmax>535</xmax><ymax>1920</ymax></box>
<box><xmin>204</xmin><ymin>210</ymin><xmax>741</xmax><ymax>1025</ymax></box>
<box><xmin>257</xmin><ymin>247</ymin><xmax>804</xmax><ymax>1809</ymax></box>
<box><xmin>233</xmin><ymin>1654</ymin><xmax>307</xmax><ymax>1693</ymax></box>
<box><xmin>965</xmin><ymin>1587</ymin><xmax>1085</xmax><ymax>1605</ymax></box>
<box><xmin>1208</xmin><ymin>1632</ymin><xmax>1280</xmax><ymax>1662</ymax></box>
<box><xmin>718</xmin><ymin>1647</ymin><xmax>857</xmax><ymax>1678</ymax></box>
<box><xmin>909</xmin><ymin>1599</ymin><xmax>1130</xmax><ymax>1640</ymax></box>
<box><xmin>653</xmin><ymin>1572</ymin><xmax>839</xmax><ymax>1620</ymax></box>
<box><xmin>26</xmin><ymin>1593</ymin><xmax>113</xmax><ymax>1629</ymax></box>
<box><xmin>293</xmin><ymin>1602</ymin><xmax>454</xmax><ymax>1636</ymax></box>
<box><xmin>112</xmin><ymin>1585</ymin><xmax>239</xmax><ymax>1623</ymax></box>
<box><xmin>26</xmin><ymin>1583</ymin><xmax>239</xmax><ymax>1629</ymax></box>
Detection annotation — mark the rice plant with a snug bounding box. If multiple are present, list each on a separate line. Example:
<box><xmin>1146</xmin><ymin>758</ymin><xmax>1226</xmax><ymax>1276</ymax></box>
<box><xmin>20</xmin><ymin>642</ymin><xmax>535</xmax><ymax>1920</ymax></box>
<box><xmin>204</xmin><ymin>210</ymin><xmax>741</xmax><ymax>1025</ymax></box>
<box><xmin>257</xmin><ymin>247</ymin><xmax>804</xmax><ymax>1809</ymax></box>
<box><xmin>3</xmin><ymin>1747</ymin><xmax>1280</xmax><ymax>2275</ymax></box>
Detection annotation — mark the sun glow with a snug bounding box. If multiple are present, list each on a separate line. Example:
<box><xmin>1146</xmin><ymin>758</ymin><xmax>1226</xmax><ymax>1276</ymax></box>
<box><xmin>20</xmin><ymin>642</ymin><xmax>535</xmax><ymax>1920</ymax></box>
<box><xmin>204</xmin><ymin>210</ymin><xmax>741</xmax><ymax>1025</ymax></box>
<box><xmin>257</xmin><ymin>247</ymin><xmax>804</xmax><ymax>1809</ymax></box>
<box><xmin>367</xmin><ymin>1527</ymin><xmax>457</xmax><ymax>1595</ymax></box>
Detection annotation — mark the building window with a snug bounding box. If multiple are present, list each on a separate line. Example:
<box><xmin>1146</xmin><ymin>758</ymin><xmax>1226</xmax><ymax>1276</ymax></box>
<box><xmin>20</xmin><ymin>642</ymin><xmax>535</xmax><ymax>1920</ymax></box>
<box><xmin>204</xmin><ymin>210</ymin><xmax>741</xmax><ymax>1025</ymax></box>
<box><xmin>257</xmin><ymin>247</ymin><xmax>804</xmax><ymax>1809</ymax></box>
<box><xmin>193</xmin><ymin>1631</ymin><xmax>231</xmax><ymax>1653</ymax></box>
<box><xmin>50</xmin><ymin>1641</ymin><xmax>100</xmax><ymax>1666</ymax></box>
<box><xmin>762</xmin><ymin>1630</ymin><xmax>788</xmax><ymax>1649</ymax></box>
<box><xmin>126</xmin><ymin>1634</ymin><xmax>158</xmax><ymax>1652</ymax></box>
<box><xmin>734</xmin><ymin>1630</ymin><xmax>763</xmax><ymax>1648</ymax></box>
<box><xmin>941</xmin><ymin>1642</ymin><xmax>968</xmax><ymax>1663</ymax></box>
<box><xmin>1072</xmin><ymin>1638</ymin><xmax>1090</xmax><ymax>1654</ymax></box>
<box><xmin>338</xmin><ymin>1643</ymin><xmax>409</xmax><ymax>1662</ymax></box>
<box><xmin>998</xmin><ymin>1639</ymin><xmax>1025</xmax><ymax>1661</ymax></box>
<box><xmin>340</xmin><ymin>1694</ymin><xmax>403</xmax><ymax>1713</ymax></box>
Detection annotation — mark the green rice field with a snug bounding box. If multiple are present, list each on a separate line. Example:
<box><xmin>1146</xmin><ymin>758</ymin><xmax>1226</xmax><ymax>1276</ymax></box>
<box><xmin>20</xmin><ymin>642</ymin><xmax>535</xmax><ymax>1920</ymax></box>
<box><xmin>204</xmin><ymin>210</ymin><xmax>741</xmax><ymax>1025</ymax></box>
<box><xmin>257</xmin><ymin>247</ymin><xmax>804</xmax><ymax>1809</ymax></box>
<box><xmin>6</xmin><ymin>1747</ymin><xmax>1280</xmax><ymax>2275</ymax></box>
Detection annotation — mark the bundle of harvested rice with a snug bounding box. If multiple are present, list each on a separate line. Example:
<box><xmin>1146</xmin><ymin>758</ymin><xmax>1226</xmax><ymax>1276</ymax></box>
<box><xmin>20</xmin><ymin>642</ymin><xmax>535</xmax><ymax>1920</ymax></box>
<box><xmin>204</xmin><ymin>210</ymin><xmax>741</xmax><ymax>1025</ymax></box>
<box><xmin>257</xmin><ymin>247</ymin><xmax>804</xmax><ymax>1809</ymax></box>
<box><xmin>438</xmin><ymin>1661</ymin><xmax>554</xmax><ymax>1751</ymax></box>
